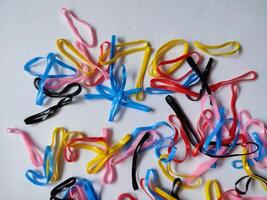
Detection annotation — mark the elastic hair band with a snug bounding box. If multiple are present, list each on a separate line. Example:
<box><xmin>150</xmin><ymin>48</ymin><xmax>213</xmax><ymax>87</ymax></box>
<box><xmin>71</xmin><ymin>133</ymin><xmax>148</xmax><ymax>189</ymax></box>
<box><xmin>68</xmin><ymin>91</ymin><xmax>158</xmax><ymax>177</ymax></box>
<box><xmin>194</xmin><ymin>41</ymin><xmax>241</xmax><ymax>56</ymax></box>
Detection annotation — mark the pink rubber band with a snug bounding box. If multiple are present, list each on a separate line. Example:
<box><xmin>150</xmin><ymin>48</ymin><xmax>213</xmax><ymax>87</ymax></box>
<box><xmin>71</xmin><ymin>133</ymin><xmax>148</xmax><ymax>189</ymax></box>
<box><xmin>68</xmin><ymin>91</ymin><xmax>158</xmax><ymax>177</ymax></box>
<box><xmin>7</xmin><ymin>128</ymin><xmax>43</xmax><ymax>167</ymax></box>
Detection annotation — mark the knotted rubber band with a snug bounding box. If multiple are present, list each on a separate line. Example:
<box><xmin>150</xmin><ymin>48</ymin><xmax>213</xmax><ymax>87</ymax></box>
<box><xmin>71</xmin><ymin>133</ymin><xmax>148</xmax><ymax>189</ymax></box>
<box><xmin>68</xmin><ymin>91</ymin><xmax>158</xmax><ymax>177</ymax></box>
<box><xmin>132</xmin><ymin>132</ymin><xmax>150</xmax><ymax>190</ymax></box>
<box><xmin>194</xmin><ymin>41</ymin><xmax>241</xmax><ymax>56</ymax></box>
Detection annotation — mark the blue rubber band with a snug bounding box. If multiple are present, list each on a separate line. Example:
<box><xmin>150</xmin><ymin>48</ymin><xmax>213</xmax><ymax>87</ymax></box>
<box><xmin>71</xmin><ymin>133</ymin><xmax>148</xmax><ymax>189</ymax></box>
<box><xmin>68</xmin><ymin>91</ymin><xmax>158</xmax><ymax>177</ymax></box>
<box><xmin>24</xmin><ymin>52</ymin><xmax>77</xmax><ymax>105</ymax></box>
<box><xmin>25</xmin><ymin>146</ymin><xmax>53</xmax><ymax>186</ymax></box>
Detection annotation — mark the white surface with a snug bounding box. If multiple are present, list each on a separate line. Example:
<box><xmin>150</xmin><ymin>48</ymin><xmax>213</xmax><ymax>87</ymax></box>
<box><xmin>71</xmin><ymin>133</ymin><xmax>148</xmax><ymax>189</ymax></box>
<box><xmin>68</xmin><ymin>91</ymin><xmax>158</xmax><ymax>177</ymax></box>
<box><xmin>1</xmin><ymin>0</ymin><xmax>267</xmax><ymax>199</ymax></box>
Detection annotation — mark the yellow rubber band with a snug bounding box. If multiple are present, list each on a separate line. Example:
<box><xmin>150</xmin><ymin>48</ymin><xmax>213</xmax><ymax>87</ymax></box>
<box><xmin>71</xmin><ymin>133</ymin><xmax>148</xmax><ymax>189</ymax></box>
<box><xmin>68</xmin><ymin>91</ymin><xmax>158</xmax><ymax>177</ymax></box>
<box><xmin>204</xmin><ymin>179</ymin><xmax>222</xmax><ymax>200</ymax></box>
<box><xmin>56</xmin><ymin>38</ymin><xmax>96</xmax><ymax>76</ymax></box>
<box><xmin>149</xmin><ymin>39</ymin><xmax>189</xmax><ymax>77</ymax></box>
<box><xmin>158</xmin><ymin>154</ymin><xmax>201</xmax><ymax>190</ymax></box>
<box><xmin>98</xmin><ymin>40</ymin><xmax>152</xmax><ymax>101</ymax></box>
<box><xmin>242</xmin><ymin>147</ymin><xmax>267</xmax><ymax>191</ymax></box>
<box><xmin>154</xmin><ymin>186</ymin><xmax>177</xmax><ymax>200</ymax></box>
<box><xmin>49</xmin><ymin>127</ymin><xmax>84</xmax><ymax>182</ymax></box>
<box><xmin>194</xmin><ymin>41</ymin><xmax>241</xmax><ymax>56</ymax></box>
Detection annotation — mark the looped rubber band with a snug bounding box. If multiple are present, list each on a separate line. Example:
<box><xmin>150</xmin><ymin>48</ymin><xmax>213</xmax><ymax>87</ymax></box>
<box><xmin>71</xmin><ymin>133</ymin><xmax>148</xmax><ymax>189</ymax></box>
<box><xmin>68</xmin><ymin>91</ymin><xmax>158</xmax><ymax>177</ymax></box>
<box><xmin>194</xmin><ymin>41</ymin><xmax>241</xmax><ymax>56</ymax></box>
<box><xmin>132</xmin><ymin>132</ymin><xmax>150</xmax><ymax>190</ymax></box>
<box><xmin>98</xmin><ymin>37</ymin><xmax>151</xmax><ymax>101</ymax></box>
<box><xmin>24</xmin><ymin>52</ymin><xmax>77</xmax><ymax>105</ymax></box>
<box><xmin>205</xmin><ymin>179</ymin><xmax>222</xmax><ymax>200</ymax></box>
<box><xmin>149</xmin><ymin>39</ymin><xmax>189</xmax><ymax>76</ymax></box>
<box><xmin>7</xmin><ymin>128</ymin><xmax>43</xmax><ymax>167</ymax></box>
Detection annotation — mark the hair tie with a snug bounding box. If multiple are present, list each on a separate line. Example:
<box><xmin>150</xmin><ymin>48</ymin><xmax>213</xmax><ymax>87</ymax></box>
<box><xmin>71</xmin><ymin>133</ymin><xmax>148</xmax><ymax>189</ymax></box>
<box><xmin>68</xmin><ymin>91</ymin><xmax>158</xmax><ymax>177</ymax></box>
<box><xmin>194</xmin><ymin>41</ymin><xmax>241</xmax><ymax>56</ymax></box>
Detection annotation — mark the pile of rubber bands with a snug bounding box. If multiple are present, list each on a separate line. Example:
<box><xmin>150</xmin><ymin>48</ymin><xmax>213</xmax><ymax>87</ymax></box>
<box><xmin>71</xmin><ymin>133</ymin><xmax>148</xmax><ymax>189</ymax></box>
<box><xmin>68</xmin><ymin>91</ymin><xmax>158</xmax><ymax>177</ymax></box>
<box><xmin>8</xmin><ymin>7</ymin><xmax>267</xmax><ymax>200</ymax></box>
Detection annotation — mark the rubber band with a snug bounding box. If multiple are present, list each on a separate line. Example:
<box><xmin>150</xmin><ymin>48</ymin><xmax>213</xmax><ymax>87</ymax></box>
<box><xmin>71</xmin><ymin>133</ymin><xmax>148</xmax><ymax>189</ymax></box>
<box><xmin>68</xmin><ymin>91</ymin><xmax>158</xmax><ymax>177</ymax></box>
<box><xmin>50</xmin><ymin>177</ymin><xmax>77</xmax><ymax>200</ymax></box>
<box><xmin>24</xmin><ymin>79</ymin><xmax>82</xmax><ymax>124</ymax></box>
<box><xmin>61</xmin><ymin>8</ymin><xmax>96</xmax><ymax>48</ymax></box>
<box><xmin>204</xmin><ymin>179</ymin><xmax>222</xmax><ymax>200</ymax></box>
<box><xmin>149</xmin><ymin>39</ymin><xmax>189</xmax><ymax>76</ymax></box>
<box><xmin>24</xmin><ymin>52</ymin><xmax>77</xmax><ymax>105</ymax></box>
<box><xmin>84</xmin><ymin>64</ymin><xmax>151</xmax><ymax>121</ymax></box>
<box><xmin>117</xmin><ymin>193</ymin><xmax>137</xmax><ymax>200</ymax></box>
<box><xmin>25</xmin><ymin>146</ymin><xmax>54</xmax><ymax>186</ymax></box>
<box><xmin>98</xmin><ymin>38</ymin><xmax>152</xmax><ymax>101</ymax></box>
<box><xmin>132</xmin><ymin>132</ymin><xmax>150</xmax><ymax>190</ymax></box>
<box><xmin>7</xmin><ymin>128</ymin><xmax>43</xmax><ymax>167</ymax></box>
<box><xmin>241</xmin><ymin>147</ymin><xmax>267</xmax><ymax>191</ymax></box>
<box><xmin>143</xmin><ymin>168</ymin><xmax>180</xmax><ymax>200</ymax></box>
<box><xmin>194</xmin><ymin>41</ymin><xmax>241</xmax><ymax>56</ymax></box>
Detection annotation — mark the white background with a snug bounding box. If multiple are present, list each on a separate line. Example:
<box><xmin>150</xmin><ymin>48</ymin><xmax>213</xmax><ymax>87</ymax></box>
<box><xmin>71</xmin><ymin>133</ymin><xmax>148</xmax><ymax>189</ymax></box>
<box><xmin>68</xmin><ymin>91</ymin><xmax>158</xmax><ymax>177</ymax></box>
<box><xmin>0</xmin><ymin>0</ymin><xmax>267</xmax><ymax>199</ymax></box>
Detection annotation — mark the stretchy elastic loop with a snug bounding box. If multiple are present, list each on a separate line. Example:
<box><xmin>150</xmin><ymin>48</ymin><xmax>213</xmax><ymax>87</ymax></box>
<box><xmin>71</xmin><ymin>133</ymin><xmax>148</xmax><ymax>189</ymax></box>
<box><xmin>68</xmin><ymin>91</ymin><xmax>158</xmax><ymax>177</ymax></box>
<box><xmin>132</xmin><ymin>132</ymin><xmax>150</xmax><ymax>190</ymax></box>
<box><xmin>194</xmin><ymin>41</ymin><xmax>241</xmax><ymax>56</ymax></box>
<box><xmin>34</xmin><ymin>78</ymin><xmax>82</xmax><ymax>98</ymax></box>
<box><xmin>241</xmin><ymin>147</ymin><xmax>267</xmax><ymax>191</ymax></box>
<box><xmin>235</xmin><ymin>176</ymin><xmax>252</xmax><ymax>195</ymax></box>
<box><xmin>149</xmin><ymin>39</ymin><xmax>189</xmax><ymax>76</ymax></box>
<box><xmin>185</xmin><ymin>57</ymin><xmax>213</xmax><ymax>100</ymax></box>
<box><xmin>7</xmin><ymin>128</ymin><xmax>43</xmax><ymax>167</ymax></box>
<box><xmin>84</xmin><ymin>64</ymin><xmax>151</xmax><ymax>121</ymax></box>
<box><xmin>24</xmin><ymin>52</ymin><xmax>77</xmax><ymax>105</ymax></box>
<box><xmin>205</xmin><ymin>179</ymin><xmax>222</xmax><ymax>200</ymax></box>
<box><xmin>117</xmin><ymin>193</ymin><xmax>138</xmax><ymax>200</ymax></box>
<box><xmin>24</xmin><ymin>97</ymin><xmax>73</xmax><ymax>124</ymax></box>
<box><xmin>61</xmin><ymin>8</ymin><xmax>96</xmax><ymax>48</ymax></box>
<box><xmin>25</xmin><ymin>146</ymin><xmax>54</xmax><ymax>186</ymax></box>
<box><xmin>98</xmin><ymin>38</ymin><xmax>152</xmax><ymax>101</ymax></box>
<box><xmin>50</xmin><ymin>177</ymin><xmax>77</xmax><ymax>200</ymax></box>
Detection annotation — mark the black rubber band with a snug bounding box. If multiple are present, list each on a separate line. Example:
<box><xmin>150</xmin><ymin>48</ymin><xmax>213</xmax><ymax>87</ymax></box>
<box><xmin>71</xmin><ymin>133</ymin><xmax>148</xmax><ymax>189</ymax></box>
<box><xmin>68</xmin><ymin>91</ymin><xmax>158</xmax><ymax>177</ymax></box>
<box><xmin>34</xmin><ymin>78</ymin><xmax>82</xmax><ymax>98</ymax></box>
<box><xmin>235</xmin><ymin>175</ymin><xmax>252</xmax><ymax>195</ymax></box>
<box><xmin>165</xmin><ymin>95</ymin><xmax>260</xmax><ymax>158</ymax></box>
<box><xmin>24</xmin><ymin>97</ymin><xmax>73</xmax><ymax>124</ymax></box>
<box><xmin>24</xmin><ymin>80</ymin><xmax>82</xmax><ymax>124</ymax></box>
<box><xmin>186</xmin><ymin>57</ymin><xmax>213</xmax><ymax>101</ymax></box>
<box><xmin>50</xmin><ymin>177</ymin><xmax>76</xmax><ymax>200</ymax></box>
<box><xmin>171</xmin><ymin>178</ymin><xmax>183</xmax><ymax>200</ymax></box>
<box><xmin>132</xmin><ymin>132</ymin><xmax>150</xmax><ymax>190</ymax></box>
